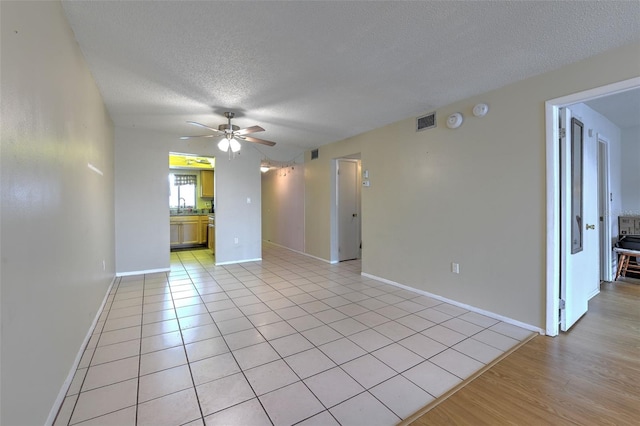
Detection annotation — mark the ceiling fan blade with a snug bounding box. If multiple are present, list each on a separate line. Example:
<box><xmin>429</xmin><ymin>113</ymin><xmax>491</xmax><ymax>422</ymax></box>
<box><xmin>186</xmin><ymin>121</ymin><xmax>224</xmax><ymax>134</ymax></box>
<box><xmin>235</xmin><ymin>125</ymin><xmax>265</xmax><ymax>136</ymax></box>
<box><xmin>240</xmin><ymin>135</ymin><xmax>276</xmax><ymax>147</ymax></box>
<box><xmin>179</xmin><ymin>134</ymin><xmax>216</xmax><ymax>140</ymax></box>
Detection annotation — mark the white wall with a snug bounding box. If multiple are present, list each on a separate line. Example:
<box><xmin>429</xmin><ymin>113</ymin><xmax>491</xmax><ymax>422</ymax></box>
<box><xmin>114</xmin><ymin>128</ymin><xmax>263</xmax><ymax>272</ymax></box>
<box><xmin>621</xmin><ymin>125</ymin><xmax>640</xmax><ymax>214</ymax></box>
<box><xmin>261</xmin><ymin>165</ymin><xmax>305</xmax><ymax>252</ymax></box>
<box><xmin>0</xmin><ymin>2</ymin><xmax>115</xmax><ymax>424</ymax></box>
<box><xmin>303</xmin><ymin>42</ymin><xmax>640</xmax><ymax>330</ymax></box>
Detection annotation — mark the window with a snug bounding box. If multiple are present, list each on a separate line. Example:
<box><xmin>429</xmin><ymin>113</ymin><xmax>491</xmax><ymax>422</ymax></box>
<box><xmin>169</xmin><ymin>173</ymin><xmax>196</xmax><ymax>208</ymax></box>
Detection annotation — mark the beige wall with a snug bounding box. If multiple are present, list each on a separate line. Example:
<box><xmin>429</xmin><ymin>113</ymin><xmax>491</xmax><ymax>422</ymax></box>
<box><xmin>262</xmin><ymin>165</ymin><xmax>305</xmax><ymax>252</ymax></box>
<box><xmin>304</xmin><ymin>42</ymin><xmax>640</xmax><ymax>329</ymax></box>
<box><xmin>1</xmin><ymin>2</ymin><xmax>115</xmax><ymax>424</ymax></box>
<box><xmin>115</xmin><ymin>127</ymin><xmax>264</xmax><ymax>272</ymax></box>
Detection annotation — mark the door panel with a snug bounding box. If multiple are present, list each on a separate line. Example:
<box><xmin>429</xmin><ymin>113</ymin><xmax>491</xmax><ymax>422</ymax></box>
<box><xmin>337</xmin><ymin>159</ymin><xmax>360</xmax><ymax>261</ymax></box>
<box><xmin>560</xmin><ymin>107</ymin><xmax>599</xmax><ymax>331</ymax></box>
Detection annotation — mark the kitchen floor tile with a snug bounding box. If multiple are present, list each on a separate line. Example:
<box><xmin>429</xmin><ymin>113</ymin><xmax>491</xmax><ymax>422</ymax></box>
<box><xmin>287</xmin><ymin>314</ymin><xmax>324</xmax><ymax>332</ymax></box>
<box><xmin>396</xmin><ymin>314</ymin><xmax>435</xmax><ymax>332</ymax></box>
<box><xmin>472</xmin><ymin>328</ymin><xmax>520</xmax><ymax>351</ymax></box>
<box><xmin>58</xmin><ymin>247</ymin><xmax>533</xmax><ymax>426</ymax></box>
<box><xmin>341</xmin><ymin>354</ymin><xmax>397</xmax><ymax>389</ymax></box>
<box><xmin>233</xmin><ymin>342</ymin><xmax>280</xmax><ymax>370</ymax></box>
<box><xmin>372</xmin><ymin>343</ymin><xmax>424</xmax><ymax>373</ymax></box>
<box><xmin>216</xmin><ymin>316</ymin><xmax>254</xmax><ymax>335</ymax></box>
<box><xmin>296</xmin><ymin>410</ymin><xmax>340</xmax><ymax>426</ymax></box>
<box><xmin>90</xmin><ymin>340</ymin><xmax>139</xmax><ymax>366</ymax></box>
<box><xmin>141</xmin><ymin>330</ymin><xmax>183</xmax><ymax>354</ymax></box>
<box><xmin>369</xmin><ymin>374</ymin><xmax>434</xmax><ymax>419</ymax></box>
<box><xmin>139</xmin><ymin>346</ymin><xmax>187</xmax><ymax>375</ymax></box>
<box><xmin>223</xmin><ymin>328</ymin><xmax>266</xmax><ymax>350</ymax></box>
<box><xmin>329</xmin><ymin>391</ymin><xmax>400</xmax><ymax>426</ymax></box>
<box><xmin>421</xmin><ymin>323</ymin><xmax>468</xmax><ymax>347</ymax></box>
<box><xmin>137</xmin><ymin>387</ymin><xmax>201</xmax><ymax>426</ymax></box>
<box><xmin>203</xmin><ymin>398</ymin><xmax>271</xmax><ymax>426</ymax></box>
<box><xmin>430</xmin><ymin>348</ymin><xmax>485</xmax><ymax>379</ymax></box>
<box><xmin>318</xmin><ymin>337</ymin><xmax>366</xmax><ymax>365</ymax></box>
<box><xmin>403</xmin><ymin>360</ymin><xmax>462</xmax><ymax>398</ymax></box>
<box><xmin>244</xmin><ymin>359</ymin><xmax>299</xmax><ymax>396</ymax></box>
<box><xmin>259</xmin><ymin>381</ymin><xmax>324</xmax><ymax>426</ymax></box>
<box><xmin>185</xmin><ymin>336</ymin><xmax>229</xmax><ymax>362</ymax></box>
<box><xmin>347</xmin><ymin>328</ymin><xmax>394</xmax><ymax>352</ymax></box>
<box><xmin>284</xmin><ymin>348</ymin><xmax>337</xmax><ymax>379</ymax></box>
<box><xmin>374</xmin><ymin>321</ymin><xmax>415</xmax><ymax>341</ymax></box>
<box><xmin>304</xmin><ymin>367</ymin><xmax>364</xmax><ymax>408</ymax></box>
<box><xmin>301</xmin><ymin>325</ymin><xmax>343</xmax><ymax>346</ymax></box>
<box><xmin>398</xmin><ymin>333</ymin><xmax>447</xmax><ymax>359</ymax></box>
<box><xmin>181</xmin><ymin>324</ymin><xmax>221</xmax><ymax>344</ymax></box>
<box><xmin>256</xmin><ymin>320</ymin><xmax>297</xmax><ymax>340</ymax></box>
<box><xmin>197</xmin><ymin>373</ymin><xmax>255</xmax><ymax>417</ymax></box>
<box><xmin>269</xmin><ymin>332</ymin><xmax>314</xmax><ymax>357</ymax></box>
<box><xmin>453</xmin><ymin>338</ymin><xmax>504</xmax><ymax>364</ymax></box>
<box><xmin>190</xmin><ymin>352</ymin><xmax>241</xmax><ymax>386</ymax></box>
<box><xmin>70</xmin><ymin>378</ymin><xmax>137</xmax><ymax>424</ymax></box>
<box><xmin>97</xmin><ymin>326</ymin><xmax>141</xmax><ymax>347</ymax></box>
<box><xmin>138</xmin><ymin>364</ymin><xmax>193</xmax><ymax>402</ymax></box>
<box><xmin>82</xmin><ymin>356</ymin><xmax>139</xmax><ymax>391</ymax></box>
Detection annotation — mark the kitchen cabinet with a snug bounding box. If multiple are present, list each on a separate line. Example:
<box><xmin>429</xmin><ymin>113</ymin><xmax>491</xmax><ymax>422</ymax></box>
<box><xmin>201</xmin><ymin>170</ymin><xmax>214</xmax><ymax>199</ymax></box>
<box><xmin>199</xmin><ymin>216</ymin><xmax>209</xmax><ymax>244</ymax></box>
<box><xmin>207</xmin><ymin>215</ymin><xmax>215</xmax><ymax>254</ymax></box>
<box><xmin>170</xmin><ymin>216</ymin><xmax>201</xmax><ymax>247</ymax></box>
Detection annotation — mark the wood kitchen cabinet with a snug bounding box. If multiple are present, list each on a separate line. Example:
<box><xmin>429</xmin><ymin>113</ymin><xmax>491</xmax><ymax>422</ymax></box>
<box><xmin>170</xmin><ymin>216</ymin><xmax>201</xmax><ymax>247</ymax></box>
<box><xmin>199</xmin><ymin>216</ymin><xmax>209</xmax><ymax>244</ymax></box>
<box><xmin>201</xmin><ymin>170</ymin><xmax>214</xmax><ymax>198</ymax></box>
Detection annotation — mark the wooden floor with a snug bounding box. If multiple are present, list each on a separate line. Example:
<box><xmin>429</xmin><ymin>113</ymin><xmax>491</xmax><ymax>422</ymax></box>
<box><xmin>409</xmin><ymin>279</ymin><xmax>640</xmax><ymax>425</ymax></box>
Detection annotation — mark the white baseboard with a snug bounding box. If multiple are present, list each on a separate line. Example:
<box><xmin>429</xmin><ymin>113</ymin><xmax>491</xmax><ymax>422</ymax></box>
<box><xmin>361</xmin><ymin>272</ymin><xmax>545</xmax><ymax>336</ymax></box>
<box><xmin>263</xmin><ymin>240</ymin><xmax>338</xmax><ymax>264</ymax></box>
<box><xmin>116</xmin><ymin>267</ymin><xmax>170</xmax><ymax>277</ymax></box>
<box><xmin>216</xmin><ymin>257</ymin><xmax>262</xmax><ymax>266</ymax></box>
<box><xmin>46</xmin><ymin>275</ymin><xmax>117</xmax><ymax>426</ymax></box>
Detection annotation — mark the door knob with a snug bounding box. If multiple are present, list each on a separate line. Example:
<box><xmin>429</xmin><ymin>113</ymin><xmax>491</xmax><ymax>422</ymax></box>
<box><xmin>586</xmin><ymin>224</ymin><xmax>595</xmax><ymax>230</ymax></box>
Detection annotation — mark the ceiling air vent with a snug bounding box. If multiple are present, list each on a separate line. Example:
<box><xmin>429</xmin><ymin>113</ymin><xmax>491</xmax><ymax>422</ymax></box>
<box><xmin>416</xmin><ymin>112</ymin><xmax>436</xmax><ymax>132</ymax></box>
<box><xmin>311</xmin><ymin>149</ymin><xmax>319</xmax><ymax>160</ymax></box>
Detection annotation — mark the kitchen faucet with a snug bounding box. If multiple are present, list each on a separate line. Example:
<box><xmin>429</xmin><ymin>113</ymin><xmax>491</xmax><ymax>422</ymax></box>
<box><xmin>178</xmin><ymin>197</ymin><xmax>186</xmax><ymax>213</ymax></box>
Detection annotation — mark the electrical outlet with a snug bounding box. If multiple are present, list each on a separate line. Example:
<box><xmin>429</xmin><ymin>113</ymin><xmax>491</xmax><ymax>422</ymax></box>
<box><xmin>234</xmin><ymin>237</ymin><xmax>239</xmax><ymax>244</ymax></box>
<box><xmin>451</xmin><ymin>262</ymin><xmax>460</xmax><ymax>274</ymax></box>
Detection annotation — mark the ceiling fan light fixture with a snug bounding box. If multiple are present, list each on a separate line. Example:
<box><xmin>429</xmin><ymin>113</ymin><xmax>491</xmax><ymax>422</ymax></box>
<box><xmin>218</xmin><ymin>138</ymin><xmax>230</xmax><ymax>152</ymax></box>
<box><xmin>230</xmin><ymin>138</ymin><xmax>241</xmax><ymax>153</ymax></box>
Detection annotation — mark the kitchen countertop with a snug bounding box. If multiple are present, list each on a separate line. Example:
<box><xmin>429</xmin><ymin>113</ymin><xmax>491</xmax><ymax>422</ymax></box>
<box><xmin>170</xmin><ymin>211</ymin><xmax>213</xmax><ymax>217</ymax></box>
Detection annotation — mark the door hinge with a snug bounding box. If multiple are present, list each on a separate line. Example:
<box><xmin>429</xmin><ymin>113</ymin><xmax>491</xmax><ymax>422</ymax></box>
<box><xmin>559</xmin><ymin>128</ymin><xmax>566</xmax><ymax>139</ymax></box>
<box><xmin>559</xmin><ymin>299</ymin><xmax>566</xmax><ymax>310</ymax></box>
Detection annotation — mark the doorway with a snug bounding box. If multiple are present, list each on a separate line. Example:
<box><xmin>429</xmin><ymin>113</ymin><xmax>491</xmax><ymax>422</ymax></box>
<box><xmin>545</xmin><ymin>77</ymin><xmax>640</xmax><ymax>336</ymax></box>
<box><xmin>332</xmin><ymin>157</ymin><xmax>362</xmax><ymax>262</ymax></box>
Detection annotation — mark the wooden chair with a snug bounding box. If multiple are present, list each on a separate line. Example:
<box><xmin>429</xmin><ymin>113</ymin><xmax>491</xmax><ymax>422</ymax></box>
<box><xmin>614</xmin><ymin>248</ymin><xmax>640</xmax><ymax>281</ymax></box>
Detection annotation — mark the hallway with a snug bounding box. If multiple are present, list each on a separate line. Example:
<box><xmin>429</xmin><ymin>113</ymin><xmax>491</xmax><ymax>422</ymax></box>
<box><xmin>54</xmin><ymin>245</ymin><xmax>534</xmax><ymax>425</ymax></box>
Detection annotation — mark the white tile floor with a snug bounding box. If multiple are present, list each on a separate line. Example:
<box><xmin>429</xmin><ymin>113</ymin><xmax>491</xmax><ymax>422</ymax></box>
<box><xmin>54</xmin><ymin>244</ymin><xmax>534</xmax><ymax>426</ymax></box>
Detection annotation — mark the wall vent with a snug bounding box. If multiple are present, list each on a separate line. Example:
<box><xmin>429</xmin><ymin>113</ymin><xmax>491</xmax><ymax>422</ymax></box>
<box><xmin>311</xmin><ymin>149</ymin><xmax>319</xmax><ymax>160</ymax></box>
<box><xmin>416</xmin><ymin>112</ymin><xmax>436</xmax><ymax>131</ymax></box>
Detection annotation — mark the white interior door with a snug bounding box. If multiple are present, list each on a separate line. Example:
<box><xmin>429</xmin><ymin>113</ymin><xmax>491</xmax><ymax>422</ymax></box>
<box><xmin>560</xmin><ymin>107</ymin><xmax>599</xmax><ymax>331</ymax></box>
<box><xmin>337</xmin><ymin>159</ymin><xmax>360</xmax><ymax>261</ymax></box>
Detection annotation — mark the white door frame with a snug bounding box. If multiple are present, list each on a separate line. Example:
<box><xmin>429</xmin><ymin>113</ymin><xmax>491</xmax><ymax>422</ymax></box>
<box><xmin>598</xmin><ymin>135</ymin><xmax>613</xmax><ymax>283</ymax></box>
<box><xmin>330</xmin><ymin>155</ymin><xmax>362</xmax><ymax>263</ymax></box>
<box><xmin>545</xmin><ymin>77</ymin><xmax>640</xmax><ymax>336</ymax></box>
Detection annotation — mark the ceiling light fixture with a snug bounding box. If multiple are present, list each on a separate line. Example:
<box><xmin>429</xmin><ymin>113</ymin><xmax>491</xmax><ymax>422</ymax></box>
<box><xmin>260</xmin><ymin>165</ymin><xmax>270</xmax><ymax>173</ymax></box>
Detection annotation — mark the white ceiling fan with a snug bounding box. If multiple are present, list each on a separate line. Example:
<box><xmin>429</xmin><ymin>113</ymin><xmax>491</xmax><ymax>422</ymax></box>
<box><xmin>180</xmin><ymin>112</ymin><xmax>276</xmax><ymax>153</ymax></box>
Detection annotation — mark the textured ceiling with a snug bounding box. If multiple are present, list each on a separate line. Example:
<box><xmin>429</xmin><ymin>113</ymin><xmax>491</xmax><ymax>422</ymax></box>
<box><xmin>61</xmin><ymin>1</ymin><xmax>640</xmax><ymax>160</ymax></box>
